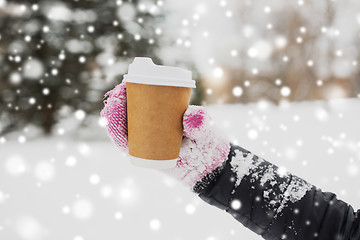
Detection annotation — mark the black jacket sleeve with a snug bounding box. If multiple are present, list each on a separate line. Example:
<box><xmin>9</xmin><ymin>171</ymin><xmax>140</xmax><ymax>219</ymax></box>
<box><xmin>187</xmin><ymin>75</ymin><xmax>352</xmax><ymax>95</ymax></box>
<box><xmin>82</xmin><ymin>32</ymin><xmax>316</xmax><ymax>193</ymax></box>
<box><xmin>193</xmin><ymin>143</ymin><xmax>360</xmax><ymax>240</ymax></box>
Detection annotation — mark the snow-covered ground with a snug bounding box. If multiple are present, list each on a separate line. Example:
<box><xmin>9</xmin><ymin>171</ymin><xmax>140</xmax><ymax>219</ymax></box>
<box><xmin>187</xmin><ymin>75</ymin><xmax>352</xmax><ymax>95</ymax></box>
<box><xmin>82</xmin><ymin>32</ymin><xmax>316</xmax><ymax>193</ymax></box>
<box><xmin>1</xmin><ymin>98</ymin><xmax>360</xmax><ymax>240</ymax></box>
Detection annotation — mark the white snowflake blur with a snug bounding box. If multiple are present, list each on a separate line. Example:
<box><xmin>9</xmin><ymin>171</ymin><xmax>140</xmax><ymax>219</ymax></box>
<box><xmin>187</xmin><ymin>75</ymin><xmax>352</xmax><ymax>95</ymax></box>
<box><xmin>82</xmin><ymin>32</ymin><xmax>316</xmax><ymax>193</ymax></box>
<box><xmin>1</xmin><ymin>0</ymin><xmax>360</xmax><ymax>239</ymax></box>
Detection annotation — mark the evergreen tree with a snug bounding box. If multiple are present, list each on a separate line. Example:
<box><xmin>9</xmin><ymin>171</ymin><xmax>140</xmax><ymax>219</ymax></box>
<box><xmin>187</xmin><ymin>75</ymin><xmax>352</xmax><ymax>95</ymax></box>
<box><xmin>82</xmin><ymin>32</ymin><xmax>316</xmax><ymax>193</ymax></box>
<box><xmin>0</xmin><ymin>0</ymin><xmax>163</xmax><ymax>135</ymax></box>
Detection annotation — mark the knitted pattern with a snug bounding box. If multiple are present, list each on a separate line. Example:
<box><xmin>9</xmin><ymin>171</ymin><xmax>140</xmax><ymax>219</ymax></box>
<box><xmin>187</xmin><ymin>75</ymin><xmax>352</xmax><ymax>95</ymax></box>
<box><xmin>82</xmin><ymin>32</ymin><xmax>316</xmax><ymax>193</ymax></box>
<box><xmin>100</xmin><ymin>82</ymin><xmax>128</xmax><ymax>152</ymax></box>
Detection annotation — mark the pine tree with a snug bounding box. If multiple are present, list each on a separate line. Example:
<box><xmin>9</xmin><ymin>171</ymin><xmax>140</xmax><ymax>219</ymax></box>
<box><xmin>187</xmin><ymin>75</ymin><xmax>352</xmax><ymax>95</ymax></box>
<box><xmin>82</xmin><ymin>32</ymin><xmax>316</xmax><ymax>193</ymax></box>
<box><xmin>0</xmin><ymin>0</ymin><xmax>163</xmax><ymax>135</ymax></box>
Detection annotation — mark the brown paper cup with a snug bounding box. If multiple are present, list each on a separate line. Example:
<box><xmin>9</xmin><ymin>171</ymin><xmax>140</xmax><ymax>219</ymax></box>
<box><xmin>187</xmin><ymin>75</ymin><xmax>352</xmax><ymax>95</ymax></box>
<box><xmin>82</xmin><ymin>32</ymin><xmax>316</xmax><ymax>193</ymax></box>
<box><xmin>127</xmin><ymin>82</ymin><xmax>192</xmax><ymax>168</ymax></box>
<box><xmin>123</xmin><ymin>57</ymin><xmax>196</xmax><ymax>169</ymax></box>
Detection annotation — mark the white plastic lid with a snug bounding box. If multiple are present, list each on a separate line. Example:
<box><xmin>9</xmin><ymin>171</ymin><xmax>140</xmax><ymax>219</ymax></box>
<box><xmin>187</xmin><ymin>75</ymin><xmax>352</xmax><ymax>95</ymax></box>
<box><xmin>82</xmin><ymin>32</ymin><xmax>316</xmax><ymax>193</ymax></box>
<box><xmin>129</xmin><ymin>155</ymin><xmax>178</xmax><ymax>169</ymax></box>
<box><xmin>123</xmin><ymin>57</ymin><xmax>196</xmax><ymax>88</ymax></box>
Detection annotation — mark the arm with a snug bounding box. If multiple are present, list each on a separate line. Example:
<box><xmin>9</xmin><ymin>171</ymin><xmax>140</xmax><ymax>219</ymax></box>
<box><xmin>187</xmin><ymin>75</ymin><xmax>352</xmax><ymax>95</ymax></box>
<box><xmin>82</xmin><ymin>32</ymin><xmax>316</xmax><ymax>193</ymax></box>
<box><xmin>194</xmin><ymin>143</ymin><xmax>360</xmax><ymax>240</ymax></box>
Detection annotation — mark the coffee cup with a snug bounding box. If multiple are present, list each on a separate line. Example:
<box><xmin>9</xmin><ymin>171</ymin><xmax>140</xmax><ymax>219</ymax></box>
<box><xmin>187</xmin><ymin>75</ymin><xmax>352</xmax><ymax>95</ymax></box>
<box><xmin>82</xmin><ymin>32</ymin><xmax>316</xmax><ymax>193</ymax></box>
<box><xmin>123</xmin><ymin>57</ymin><xmax>196</xmax><ymax>169</ymax></box>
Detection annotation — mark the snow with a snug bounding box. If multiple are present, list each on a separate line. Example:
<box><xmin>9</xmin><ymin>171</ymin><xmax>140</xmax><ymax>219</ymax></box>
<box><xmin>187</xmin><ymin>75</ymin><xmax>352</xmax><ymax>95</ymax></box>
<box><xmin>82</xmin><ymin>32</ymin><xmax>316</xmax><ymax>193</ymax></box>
<box><xmin>114</xmin><ymin>211</ymin><xmax>123</xmax><ymax>220</ymax></box>
<box><xmin>14</xmin><ymin>215</ymin><xmax>49</xmax><ymax>240</ymax></box>
<box><xmin>1</xmin><ymin>98</ymin><xmax>360</xmax><ymax>239</ymax></box>
<box><xmin>42</xmin><ymin>88</ymin><xmax>50</xmax><ymax>95</ymax></box>
<box><xmin>230</xmin><ymin>199</ymin><xmax>241</xmax><ymax>210</ymax></box>
<box><xmin>74</xmin><ymin>236</ymin><xmax>84</xmax><ymax>240</ymax></box>
<box><xmin>72</xmin><ymin>198</ymin><xmax>94</xmax><ymax>220</ymax></box>
<box><xmin>89</xmin><ymin>174</ymin><xmax>101</xmax><ymax>185</ymax></box>
<box><xmin>232</xmin><ymin>86</ymin><xmax>243</xmax><ymax>97</ymax></box>
<box><xmin>280</xmin><ymin>86</ymin><xmax>291</xmax><ymax>97</ymax></box>
<box><xmin>74</xmin><ymin>110</ymin><xmax>86</xmax><ymax>121</ymax></box>
<box><xmin>149</xmin><ymin>218</ymin><xmax>161</xmax><ymax>231</ymax></box>
<box><xmin>230</xmin><ymin>151</ymin><xmax>263</xmax><ymax>189</ymax></box>
<box><xmin>276</xmin><ymin>176</ymin><xmax>312</xmax><ymax>214</ymax></box>
<box><xmin>34</xmin><ymin>161</ymin><xmax>56</xmax><ymax>182</ymax></box>
<box><xmin>46</xmin><ymin>4</ymin><xmax>72</xmax><ymax>22</ymax></box>
<box><xmin>9</xmin><ymin>72</ymin><xmax>22</xmax><ymax>85</ymax></box>
<box><xmin>5</xmin><ymin>154</ymin><xmax>27</xmax><ymax>176</ymax></box>
<box><xmin>185</xmin><ymin>204</ymin><xmax>196</xmax><ymax>214</ymax></box>
<box><xmin>229</xmin><ymin>146</ymin><xmax>312</xmax><ymax>217</ymax></box>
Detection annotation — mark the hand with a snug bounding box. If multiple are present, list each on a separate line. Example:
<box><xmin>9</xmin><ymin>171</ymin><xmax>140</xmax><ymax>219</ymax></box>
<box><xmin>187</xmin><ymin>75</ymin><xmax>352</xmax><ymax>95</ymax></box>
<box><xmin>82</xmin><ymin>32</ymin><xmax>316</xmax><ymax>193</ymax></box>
<box><xmin>100</xmin><ymin>82</ymin><xmax>230</xmax><ymax>190</ymax></box>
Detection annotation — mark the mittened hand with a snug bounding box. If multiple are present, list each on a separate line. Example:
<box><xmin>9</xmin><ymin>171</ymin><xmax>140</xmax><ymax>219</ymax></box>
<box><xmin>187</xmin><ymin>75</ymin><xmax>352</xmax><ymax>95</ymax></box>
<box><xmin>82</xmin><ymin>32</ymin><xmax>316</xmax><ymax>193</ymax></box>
<box><xmin>161</xmin><ymin>106</ymin><xmax>230</xmax><ymax>189</ymax></box>
<box><xmin>101</xmin><ymin>82</ymin><xmax>230</xmax><ymax>190</ymax></box>
<box><xmin>100</xmin><ymin>82</ymin><xmax>128</xmax><ymax>152</ymax></box>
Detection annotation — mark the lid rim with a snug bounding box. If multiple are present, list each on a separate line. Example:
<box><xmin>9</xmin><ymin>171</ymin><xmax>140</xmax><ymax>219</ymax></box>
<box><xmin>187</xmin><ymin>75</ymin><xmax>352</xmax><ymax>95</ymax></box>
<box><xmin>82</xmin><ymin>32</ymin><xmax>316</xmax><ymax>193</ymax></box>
<box><xmin>124</xmin><ymin>74</ymin><xmax>196</xmax><ymax>88</ymax></box>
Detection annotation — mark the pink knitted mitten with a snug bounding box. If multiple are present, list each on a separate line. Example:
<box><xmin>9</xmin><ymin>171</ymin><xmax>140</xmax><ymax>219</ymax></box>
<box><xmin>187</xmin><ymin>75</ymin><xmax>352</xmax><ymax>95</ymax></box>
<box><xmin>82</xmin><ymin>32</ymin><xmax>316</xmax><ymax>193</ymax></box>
<box><xmin>100</xmin><ymin>82</ymin><xmax>231</xmax><ymax>191</ymax></box>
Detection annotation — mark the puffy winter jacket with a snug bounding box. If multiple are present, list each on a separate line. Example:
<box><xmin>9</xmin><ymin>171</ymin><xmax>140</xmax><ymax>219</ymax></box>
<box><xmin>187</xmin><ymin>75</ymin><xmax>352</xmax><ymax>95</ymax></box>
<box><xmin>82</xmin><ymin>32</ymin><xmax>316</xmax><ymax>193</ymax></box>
<box><xmin>193</xmin><ymin>143</ymin><xmax>360</xmax><ymax>240</ymax></box>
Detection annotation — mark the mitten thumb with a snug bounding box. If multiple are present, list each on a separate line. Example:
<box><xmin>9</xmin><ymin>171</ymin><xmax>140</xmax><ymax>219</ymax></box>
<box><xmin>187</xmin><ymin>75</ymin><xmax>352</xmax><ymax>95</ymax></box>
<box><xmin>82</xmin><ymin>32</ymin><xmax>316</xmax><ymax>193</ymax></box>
<box><xmin>182</xmin><ymin>105</ymin><xmax>213</xmax><ymax>141</ymax></box>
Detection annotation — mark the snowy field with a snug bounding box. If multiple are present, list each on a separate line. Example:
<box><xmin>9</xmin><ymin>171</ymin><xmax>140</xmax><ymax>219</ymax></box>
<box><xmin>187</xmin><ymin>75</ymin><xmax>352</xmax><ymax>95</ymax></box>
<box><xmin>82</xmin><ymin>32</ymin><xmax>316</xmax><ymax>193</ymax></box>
<box><xmin>1</xmin><ymin>98</ymin><xmax>360</xmax><ymax>240</ymax></box>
